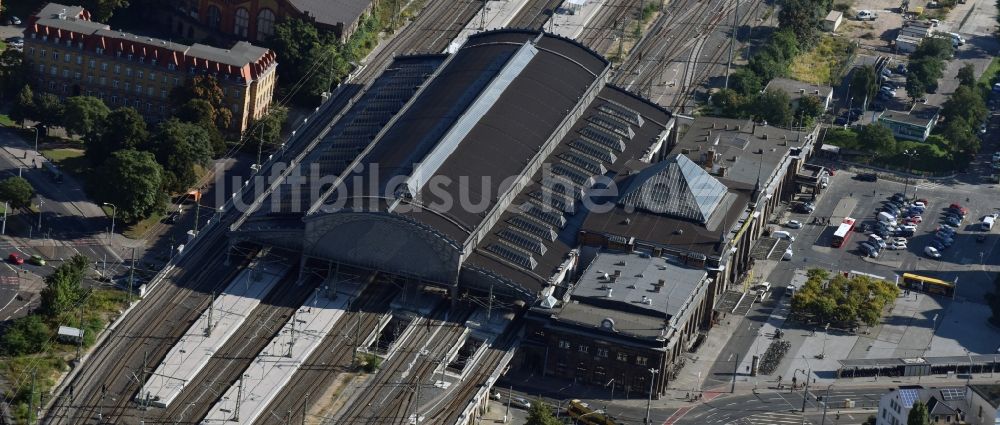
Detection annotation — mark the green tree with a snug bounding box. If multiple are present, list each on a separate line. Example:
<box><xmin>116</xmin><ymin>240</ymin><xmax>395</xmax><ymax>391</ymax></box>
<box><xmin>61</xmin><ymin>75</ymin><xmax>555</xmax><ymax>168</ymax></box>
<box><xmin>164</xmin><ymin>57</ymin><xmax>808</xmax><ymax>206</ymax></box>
<box><xmin>10</xmin><ymin>85</ymin><xmax>35</xmax><ymax>126</ymax></box>
<box><xmin>822</xmin><ymin>128</ymin><xmax>860</xmax><ymax>150</ymax></box>
<box><xmin>905</xmin><ymin>75</ymin><xmax>926</xmax><ymax>103</ymax></box>
<box><xmin>525</xmin><ymin>401</ymin><xmax>562</xmax><ymax>425</ymax></box>
<box><xmin>850</xmin><ymin>65</ymin><xmax>879</xmax><ymax>104</ymax></box>
<box><xmin>748</xmin><ymin>49</ymin><xmax>787</xmax><ymax>82</ymax></box>
<box><xmin>0</xmin><ymin>176</ymin><xmax>35</xmax><ymax>208</ymax></box>
<box><xmin>62</xmin><ymin>96</ymin><xmax>111</xmax><ymax>137</ymax></box>
<box><xmin>266</xmin><ymin>18</ymin><xmax>340</xmax><ymax>104</ymax></box>
<box><xmin>85</xmin><ymin>107</ymin><xmax>149</xmax><ymax>165</ymax></box>
<box><xmin>913</xmin><ymin>36</ymin><xmax>954</xmax><ymax>61</ymax></box>
<box><xmin>0</xmin><ymin>315</ymin><xmax>52</xmax><ymax>356</ymax></box>
<box><xmin>957</xmin><ymin>62</ymin><xmax>976</xmax><ymax>87</ymax></box>
<box><xmin>0</xmin><ymin>48</ymin><xmax>26</xmax><ymax>99</ymax></box>
<box><xmin>857</xmin><ymin>124</ymin><xmax>897</xmax><ymax>154</ymax></box>
<box><xmin>712</xmin><ymin>88</ymin><xmax>748</xmax><ymax>118</ymax></box>
<box><xmin>80</xmin><ymin>0</ymin><xmax>129</xmax><ymax>22</ymax></box>
<box><xmin>752</xmin><ymin>89</ymin><xmax>794</xmax><ymax>126</ymax></box>
<box><xmin>908</xmin><ymin>400</ymin><xmax>930</xmax><ymax>425</ymax></box>
<box><xmin>170</xmin><ymin>75</ymin><xmax>233</xmax><ymax>131</ymax></box>
<box><xmin>795</xmin><ymin>95</ymin><xmax>825</xmax><ymax>126</ymax></box>
<box><xmin>942</xmin><ymin>85</ymin><xmax>987</xmax><ymax>127</ymax></box>
<box><xmin>149</xmin><ymin>119</ymin><xmax>214</xmax><ymax>192</ymax></box>
<box><xmin>941</xmin><ymin>116</ymin><xmax>980</xmax><ymax>155</ymax></box>
<box><xmin>96</xmin><ymin>149</ymin><xmax>165</xmax><ymax>221</ymax></box>
<box><xmin>175</xmin><ymin>99</ymin><xmax>227</xmax><ymax>155</ymax></box>
<box><xmin>730</xmin><ymin>69</ymin><xmax>762</xmax><ymax>97</ymax></box>
<box><xmin>770</xmin><ymin>29</ymin><xmax>801</xmax><ymax>60</ymax></box>
<box><xmin>40</xmin><ymin>255</ymin><xmax>89</xmax><ymax>317</ymax></box>
<box><xmin>33</xmin><ymin>93</ymin><xmax>65</xmax><ymax>128</ymax></box>
<box><xmin>246</xmin><ymin>106</ymin><xmax>289</xmax><ymax>156</ymax></box>
<box><xmin>777</xmin><ymin>0</ymin><xmax>823</xmax><ymax>48</ymax></box>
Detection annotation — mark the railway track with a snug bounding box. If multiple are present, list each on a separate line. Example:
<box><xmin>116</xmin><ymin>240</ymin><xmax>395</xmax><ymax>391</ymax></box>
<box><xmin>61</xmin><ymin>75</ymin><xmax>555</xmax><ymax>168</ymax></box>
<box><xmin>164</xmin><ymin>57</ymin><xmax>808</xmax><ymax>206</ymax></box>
<box><xmin>250</xmin><ymin>277</ymin><xmax>400</xmax><ymax>425</ymax></box>
<box><xmin>152</xmin><ymin>272</ymin><xmax>310</xmax><ymax>423</ymax></box>
<box><xmin>507</xmin><ymin>0</ymin><xmax>564</xmax><ymax>30</ymax></box>
<box><xmin>42</xmin><ymin>238</ymin><xmax>260</xmax><ymax>425</ymax></box>
<box><xmin>429</xmin><ymin>325</ymin><xmax>520</xmax><ymax>424</ymax></box>
<box><xmin>577</xmin><ymin>0</ymin><xmax>642</xmax><ymax>55</ymax></box>
<box><xmin>332</xmin><ymin>303</ymin><xmax>476</xmax><ymax>424</ymax></box>
<box><xmin>355</xmin><ymin>0</ymin><xmax>482</xmax><ymax>85</ymax></box>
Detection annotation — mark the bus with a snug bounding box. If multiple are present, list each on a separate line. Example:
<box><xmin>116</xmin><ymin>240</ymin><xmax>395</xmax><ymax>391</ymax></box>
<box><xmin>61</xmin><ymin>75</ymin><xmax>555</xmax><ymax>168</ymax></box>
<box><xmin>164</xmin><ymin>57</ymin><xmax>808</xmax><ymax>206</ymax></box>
<box><xmin>900</xmin><ymin>273</ymin><xmax>955</xmax><ymax>297</ymax></box>
<box><xmin>831</xmin><ymin>217</ymin><xmax>857</xmax><ymax>248</ymax></box>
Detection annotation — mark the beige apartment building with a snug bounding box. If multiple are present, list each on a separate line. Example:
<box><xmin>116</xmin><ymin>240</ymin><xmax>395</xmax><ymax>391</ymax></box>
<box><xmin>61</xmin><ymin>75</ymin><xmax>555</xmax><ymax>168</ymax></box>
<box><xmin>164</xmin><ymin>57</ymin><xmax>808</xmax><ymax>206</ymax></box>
<box><xmin>23</xmin><ymin>3</ymin><xmax>277</xmax><ymax>133</ymax></box>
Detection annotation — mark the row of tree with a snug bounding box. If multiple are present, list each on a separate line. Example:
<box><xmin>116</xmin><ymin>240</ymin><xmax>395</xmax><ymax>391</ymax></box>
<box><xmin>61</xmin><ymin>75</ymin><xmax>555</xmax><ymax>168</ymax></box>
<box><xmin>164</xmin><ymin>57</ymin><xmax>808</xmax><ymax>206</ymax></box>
<box><xmin>905</xmin><ymin>37</ymin><xmax>954</xmax><ymax>103</ymax></box>
<box><xmin>789</xmin><ymin>269</ymin><xmax>899</xmax><ymax>327</ymax></box>
<box><xmin>2</xmin><ymin>255</ymin><xmax>91</xmax><ymax>356</ymax></box>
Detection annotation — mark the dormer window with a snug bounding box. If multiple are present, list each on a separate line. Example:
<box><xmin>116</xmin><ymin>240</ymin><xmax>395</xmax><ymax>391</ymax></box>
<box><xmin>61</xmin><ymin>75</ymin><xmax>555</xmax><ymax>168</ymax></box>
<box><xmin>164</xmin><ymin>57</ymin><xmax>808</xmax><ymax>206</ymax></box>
<box><xmin>139</xmin><ymin>57</ymin><xmax>144</xmax><ymax>64</ymax></box>
<box><xmin>96</xmin><ymin>47</ymin><xmax>103</xmax><ymax>54</ymax></box>
<box><xmin>116</xmin><ymin>51</ymin><xmax>122</xmax><ymax>57</ymax></box>
<box><xmin>167</xmin><ymin>63</ymin><xmax>176</xmax><ymax>71</ymax></box>
<box><xmin>42</xmin><ymin>35</ymin><xmax>48</xmax><ymax>42</ymax></box>
<box><xmin>65</xmin><ymin>39</ymin><xmax>71</xmax><ymax>47</ymax></box>
<box><xmin>127</xmin><ymin>54</ymin><xmax>133</xmax><ymax>61</ymax></box>
<box><xmin>151</xmin><ymin>59</ymin><xmax>157</xmax><ymax>66</ymax></box>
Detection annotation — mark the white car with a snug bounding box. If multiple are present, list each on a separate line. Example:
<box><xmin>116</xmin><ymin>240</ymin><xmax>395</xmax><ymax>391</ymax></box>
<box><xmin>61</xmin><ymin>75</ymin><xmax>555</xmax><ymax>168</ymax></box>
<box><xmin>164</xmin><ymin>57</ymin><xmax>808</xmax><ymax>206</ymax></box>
<box><xmin>924</xmin><ymin>246</ymin><xmax>942</xmax><ymax>258</ymax></box>
<box><xmin>856</xmin><ymin>10</ymin><xmax>877</xmax><ymax>20</ymax></box>
<box><xmin>786</xmin><ymin>220</ymin><xmax>803</xmax><ymax>229</ymax></box>
<box><xmin>887</xmin><ymin>240</ymin><xmax>907</xmax><ymax>250</ymax></box>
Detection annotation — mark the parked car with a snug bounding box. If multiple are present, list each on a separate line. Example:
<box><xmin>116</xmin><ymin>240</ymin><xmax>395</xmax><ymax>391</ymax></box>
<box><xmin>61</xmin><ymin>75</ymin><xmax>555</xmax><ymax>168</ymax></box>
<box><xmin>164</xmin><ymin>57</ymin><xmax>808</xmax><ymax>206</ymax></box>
<box><xmin>794</xmin><ymin>203</ymin><xmax>815</xmax><ymax>213</ymax></box>
<box><xmin>924</xmin><ymin>246</ymin><xmax>942</xmax><ymax>258</ymax></box>
<box><xmin>6</xmin><ymin>16</ymin><xmax>21</xmax><ymax>25</ymax></box>
<box><xmin>896</xmin><ymin>64</ymin><xmax>908</xmax><ymax>74</ymax></box>
<box><xmin>860</xmin><ymin>242</ymin><xmax>879</xmax><ymax>257</ymax></box>
<box><xmin>856</xmin><ymin>173</ymin><xmax>878</xmax><ymax>182</ymax></box>
<box><xmin>856</xmin><ymin>9</ymin><xmax>878</xmax><ymax>20</ymax></box>
<box><xmin>943</xmin><ymin>217</ymin><xmax>962</xmax><ymax>227</ymax></box>
<box><xmin>508</xmin><ymin>397</ymin><xmax>531</xmax><ymax>410</ymax></box>
<box><xmin>887</xmin><ymin>240</ymin><xmax>907</xmax><ymax>250</ymax></box>
<box><xmin>929</xmin><ymin>239</ymin><xmax>947</xmax><ymax>250</ymax></box>
<box><xmin>8</xmin><ymin>252</ymin><xmax>23</xmax><ymax>265</ymax></box>
<box><xmin>786</xmin><ymin>220</ymin><xmax>803</xmax><ymax>229</ymax></box>
<box><xmin>28</xmin><ymin>255</ymin><xmax>46</xmax><ymax>266</ymax></box>
<box><xmin>895</xmin><ymin>228</ymin><xmax>915</xmax><ymax>237</ymax></box>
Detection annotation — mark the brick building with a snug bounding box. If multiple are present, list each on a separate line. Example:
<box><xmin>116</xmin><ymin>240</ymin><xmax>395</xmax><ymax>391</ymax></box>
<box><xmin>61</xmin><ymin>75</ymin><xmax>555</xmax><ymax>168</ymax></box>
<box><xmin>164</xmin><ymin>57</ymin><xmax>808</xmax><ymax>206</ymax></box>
<box><xmin>23</xmin><ymin>3</ymin><xmax>277</xmax><ymax>133</ymax></box>
<box><xmin>521</xmin><ymin>250</ymin><xmax>713</xmax><ymax>398</ymax></box>
<box><xmin>170</xmin><ymin>0</ymin><xmax>378</xmax><ymax>44</ymax></box>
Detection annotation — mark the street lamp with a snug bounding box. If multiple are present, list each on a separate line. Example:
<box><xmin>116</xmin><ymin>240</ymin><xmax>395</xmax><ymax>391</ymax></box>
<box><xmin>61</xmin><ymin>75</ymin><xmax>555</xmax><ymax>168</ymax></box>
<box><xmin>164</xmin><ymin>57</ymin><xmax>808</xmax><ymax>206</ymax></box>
<box><xmin>902</xmin><ymin>149</ymin><xmax>918</xmax><ymax>199</ymax></box>
<box><xmin>820</xmin><ymin>383</ymin><xmax>835</xmax><ymax>425</ymax></box>
<box><xmin>103</xmin><ymin>202</ymin><xmax>117</xmax><ymax>244</ymax></box>
<box><xmin>644</xmin><ymin>368</ymin><xmax>659</xmax><ymax>424</ymax></box>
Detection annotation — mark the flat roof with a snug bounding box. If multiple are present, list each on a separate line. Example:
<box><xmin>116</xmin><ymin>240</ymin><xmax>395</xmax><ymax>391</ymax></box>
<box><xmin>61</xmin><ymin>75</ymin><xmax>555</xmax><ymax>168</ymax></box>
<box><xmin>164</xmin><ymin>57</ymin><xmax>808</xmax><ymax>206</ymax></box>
<box><xmin>970</xmin><ymin>384</ymin><xmax>1000</xmax><ymax>408</ymax></box>
<box><xmin>764</xmin><ymin>78</ymin><xmax>834</xmax><ymax>102</ymax></box>
<box><xmin>288</xmin><ymin>0</ymin><xmax>374</xmax><ymax>28</ymax></box>
<box><xmin>879</xmin><ymin>104</ymin><xmax>940</xmax><ymax>127</ymax></box>
<box><xmin>572</xmin><ymin>251</ymin><xmax>708</xmax><ymax>319</ymax></box>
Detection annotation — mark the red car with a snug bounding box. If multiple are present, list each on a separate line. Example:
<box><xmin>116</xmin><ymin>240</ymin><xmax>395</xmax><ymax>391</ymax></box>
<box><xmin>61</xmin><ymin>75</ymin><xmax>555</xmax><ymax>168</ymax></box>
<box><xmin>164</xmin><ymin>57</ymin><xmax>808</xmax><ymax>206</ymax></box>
<box><xmin>904</xmin><ymin>217</ymin><xmax>922</xmax><ymax>225</ymax></box>
<box><xmin>8</xmin><ymin>253</ymin><xmax>23</xmax><ymax>265</ymax></box>
<box><xmin>916</xmin><ymin>198</ymin><xmax>929</xmax><ymax>205</ymax></box>
<box><xmin>827</xmin><ymin>167</ymin><xmax>836</xmax><ymax>176</ymax></box>
<box><xmin>949</xmin><ymin>203</ymin><xmax>963</xmax><ymax>210</ymax></box>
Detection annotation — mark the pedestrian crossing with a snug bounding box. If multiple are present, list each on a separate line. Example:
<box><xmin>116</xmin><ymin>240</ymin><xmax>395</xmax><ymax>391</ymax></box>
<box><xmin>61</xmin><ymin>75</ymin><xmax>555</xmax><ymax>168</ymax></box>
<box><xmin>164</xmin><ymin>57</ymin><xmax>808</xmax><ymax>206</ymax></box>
<box><xmin>730</xmin><ymin>411</ymin><xmax>810</xmax><ymax>425</ymax></box>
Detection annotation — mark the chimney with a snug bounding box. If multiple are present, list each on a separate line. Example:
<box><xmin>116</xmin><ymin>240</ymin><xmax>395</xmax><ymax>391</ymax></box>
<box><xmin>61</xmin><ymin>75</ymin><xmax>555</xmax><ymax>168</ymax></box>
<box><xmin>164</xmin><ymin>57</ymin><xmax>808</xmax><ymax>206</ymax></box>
<box><xmin>614</xmin><ymin>269</ymin><xmax>622</xmax><ymax>277</ymax></box>
<box><xmin>800</xmin><ymin>88</ymin><xmax>805</xmax><ymax>94</ymax></box>
<box><xmin>657</xmin><ymin>279</ymin><xmax>666</xmax><ymax>286</ymax></box>
<box><xmin>706</xmin><ymin>149</ymin><xmax>716</xmax><ymax>169</ymax></box>
<box><xmin>606</xmin><ymin>288</ymin><xmax>614</xmax><ymax>298</ymax></box>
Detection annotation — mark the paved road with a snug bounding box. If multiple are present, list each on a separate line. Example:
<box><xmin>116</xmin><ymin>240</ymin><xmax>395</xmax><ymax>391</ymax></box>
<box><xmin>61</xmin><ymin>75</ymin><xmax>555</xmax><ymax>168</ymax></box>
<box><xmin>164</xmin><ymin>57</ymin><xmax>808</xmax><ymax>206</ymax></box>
<box><xmin>675</xmin><ymin>386</ymin><xmax>886</xmax><ymax>424</ymax></box>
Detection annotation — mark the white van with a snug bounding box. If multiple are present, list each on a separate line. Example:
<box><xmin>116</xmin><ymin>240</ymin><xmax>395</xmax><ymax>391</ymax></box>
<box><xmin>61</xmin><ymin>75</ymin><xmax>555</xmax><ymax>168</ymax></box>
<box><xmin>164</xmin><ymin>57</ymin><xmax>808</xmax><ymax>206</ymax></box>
<box><xmin>878</xmin><ymin>211</ymin><xmax>896</xmax><ymax>223</ymax></box>
<box><xmin>772</xmin><ymin>231</ymin><xmax>795</xmax><ymax>241</ymax></box>
<box><xmin>868</xmin><ymin>234</ymin><xmax>886</xmax><ymax>248</ymax></box>
<box><xmin>983</xmin><ymin>215</ymin><xmax>996</xmax><ymax>231</ymax></box>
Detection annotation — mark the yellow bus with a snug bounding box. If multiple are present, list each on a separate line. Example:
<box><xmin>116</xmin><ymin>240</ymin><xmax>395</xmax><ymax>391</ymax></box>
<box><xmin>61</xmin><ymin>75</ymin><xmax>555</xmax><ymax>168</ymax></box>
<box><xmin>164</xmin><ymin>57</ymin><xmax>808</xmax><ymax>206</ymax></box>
<box><xmin>900</xmin><ymin>273</ymin><xmax>954</xmax><ymax>296</ymax></box>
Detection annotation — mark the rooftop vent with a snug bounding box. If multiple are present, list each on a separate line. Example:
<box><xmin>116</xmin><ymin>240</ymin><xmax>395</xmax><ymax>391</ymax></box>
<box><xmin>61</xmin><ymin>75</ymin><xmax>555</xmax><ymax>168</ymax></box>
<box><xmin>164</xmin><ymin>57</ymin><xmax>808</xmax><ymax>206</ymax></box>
<box><xmin>606</xmin><ymin>288</ymin><xmax>614</xmax><ymax>298</ymax></box>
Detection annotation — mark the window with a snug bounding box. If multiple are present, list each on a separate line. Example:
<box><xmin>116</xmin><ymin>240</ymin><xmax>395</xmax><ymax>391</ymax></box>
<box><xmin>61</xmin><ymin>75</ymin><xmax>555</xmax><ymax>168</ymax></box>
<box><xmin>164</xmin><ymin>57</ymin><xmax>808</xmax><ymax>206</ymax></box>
<box><xmin>158</xmin><ymin>105</ymin><xmax>165</xmax><ymax>114</ymax></box>
<box><xmin>87</xmin><ymin>75</ymin><xmax>94</xmax><ymax>84</ymax></box>
<box><xmin>559</xmin><ymin>340</ymin><xmax>571</xmax><ymax>350</ymax></box>
<box><xmin>101</xmin><ymin>63</ymin><xmax>108</xmax><ymax>71</ymax></box>
<box><xmin>256</xmin><ymin>9</ymin><xmax>276</xmax><ymax>41</ymax></box>
<box><xmin>114</xmin><ymin>64</ymin><xmax>120</xmax><ymax>74</ymax></box>
<box><xmin>74</xmin><ymin>71</ymin><xmax>81</xmax><ymax>80</ymax></box>
<box><xmin>65</xmin><ymin>39</ymin><xmax>71</xmax><ymax>47</ymax></box>
<box><xmin>149</xmin><ymin>72</ymin><xmax>156</xmax><ymax>81</ymax></box>
<box><xmin>64</xmin><ymin>53</ymin><xmax>70</xmax><ymax>63</ymax></box>
<box><xmin>173</xmin><ymin>77</ymin><xmax>180</xmax><ymax>86</ymax></box>
<box><xmin>127</xmin><ymin>54</ymin><xmax>133</xmax><ymax>61</ymax></box>
<box><xmin>147</xmin><ymin>87</ymin><xmax>154</xmax><ymax>96</ymax></box>
<box><xmin>52</xmin><ymin>51</ymin><xmax>59</xmax><ymax>60</ymax></box>
<box><xmin>133</xmin><ymin>100</ymin><xmax>140</xmax><ymax>108</ymax></box>
<box><xmin>98</xmin><ymin>92</ymin><xmax>104</xmax><ymax>100</ymax></box>
<box><xmin>151</xmin><ymin>59</ymin><xmax>157</xmax><ymax>66</ymax></box>
<box><xmin>76</xmin><ymin>55</ymin><xmax>82</xmax><ymax>65</ymax></box>
<box><xmin>112</xmin><ymin>79</ymin><xmax>119</xmax><ymax>88</ymax></box>
<box><xmin>41</xmin><ymin>49</ymin><xmax>46</xmax><ymax>58</ymax></box>
<box><xmin>137</xmin><ymin>71</ymin><xmax>143</xmax><ymax>80</ymax></box>
<box><xmin>62</xmin><ymin>68</ymin><xmax>69</xmax><ymax>78</ymax></box>
<box><xmin>136</xmin><ymin>84</ymin><xmax>142</xmax><ymax>94</ymax></box>
<box><xmin>48</xmin><ymin>81</ymin><xmax>55</xmax><ymax>90</ymax></box>
<box><xmin>167</xmin><ymin>63</ymin><xmax>176</xmax><ymax>71</ymax></box>
<box><xmin>636</xmin><ymin>356</ymin><xmax>648</xmax><ymax>366</ymax></box>
<box><xmin>160</xmin><ymin>90</ymin><xmax>167</xmax><ymax>98</ymax></box>
<box><xmin>616</xmin><ymin>352</ymin><xmax>628</xmax><ymax>362</ymax></box>
<box><xmin>111</xmin><ymin>95</ymin><xmax>117</xmax><ymax>104</ymax></box>
<box><xmin>126</xmin><ymin>68</ymin><xmax>132</xmax><ymax>77</ymax></box>
<box><xmin>124</xmin><ymin>82</ymin><xmax>130</xmax><ymax>91</ymax></box>
<box><xmin>597</xmin><ymin>348</ymin><xmax>608</xmax><ymax>357</ymax></box>
<box><xmin>234</xmin><ymin>8</ymin><xmax>249</xmax><ymax>37</ymax></box>
<box><xmin>100</xmin><ymin>77</ymin><xmax>106</xmax><ymax>86</ymax></box>
<box><xmin>88</xmin><ymin>59</ymin><xmax>95</xmax><ymax>69</ymax></box>
<box><xmin>116</xmin><ymin>51</ymin><xmax>122</xmax><ymax>58</ymax></box>
<box><xmin>96</xmin><ymin>47</ymin><xmax>103</xmax><ymax>54</ymax></box>
<box><xmin>39</xmin><ymin>64</ymin><xmax>45</xmax><ymax>73</ymax></box>
<box><xmin>206</xmin><ymin>5</ymin><xmax>222</xmax><ymax>29</ymax></box>
<box><xmin>62</xmin><ymin>83</ymin><xmax>68</xmax><ymax>94</ymax></box>
<box><xmin>29</xmin><ymin>47</ymin><xmax>35</xmax><ymax>56</ymax></box>
<box><xmin>578</xmin><ymin>345</ymin><xmax>589</xmax><ymax>354</ymax></box>
<box><xmin>139</xmin><ymin>57</ymin><xmax>145</xmax><ymax>64</ymax></box>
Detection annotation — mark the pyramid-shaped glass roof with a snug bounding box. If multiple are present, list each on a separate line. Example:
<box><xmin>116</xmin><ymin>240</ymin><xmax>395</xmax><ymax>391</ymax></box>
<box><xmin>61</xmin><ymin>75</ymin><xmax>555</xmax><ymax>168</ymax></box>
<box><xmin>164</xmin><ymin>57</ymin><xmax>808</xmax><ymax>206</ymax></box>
<box><xmin>619</xmin><ymin>155</ymin><xmax>728</xmax><ymax>223</ymax></box>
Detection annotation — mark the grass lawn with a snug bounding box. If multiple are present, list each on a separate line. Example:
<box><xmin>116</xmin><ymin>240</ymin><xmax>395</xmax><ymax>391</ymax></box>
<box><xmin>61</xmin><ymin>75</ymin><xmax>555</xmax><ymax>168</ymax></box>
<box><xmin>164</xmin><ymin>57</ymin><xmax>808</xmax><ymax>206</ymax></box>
<box><xmin>123</xmin><ymin>211</ymin><xmax>164</xmax><ymax>240</ymax></box>
<box><xmin>789</xmin><ymin>36</ymin><xmax>854</xmax><ymax>86</ymax></box>
<box><xmin>40</xmin><ymin>148</ymin><xmax>91</xmax><ymax>180</ymax></box>
<box><xmin>0</xmin><ymin>114</ymin><xmax>14</xmax><ymax>127</ymax></box>
<box><xmin>979</xmin><ymin>57</ymin><xmax>1000</xmax><ymax>85</ymax></box>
